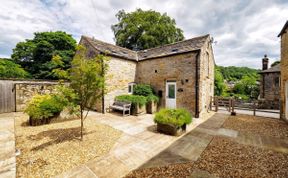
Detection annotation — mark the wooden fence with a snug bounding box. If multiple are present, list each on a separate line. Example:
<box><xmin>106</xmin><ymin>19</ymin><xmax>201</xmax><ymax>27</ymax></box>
<box><xmin>0</xmin><ymin>81</ymin><xmax>16</xmax><ymax>113</ymax></box>
<box><xmin>212</xmin><ymin>96</ymin><xmax>280</xmax><ymax>116</ymax></box>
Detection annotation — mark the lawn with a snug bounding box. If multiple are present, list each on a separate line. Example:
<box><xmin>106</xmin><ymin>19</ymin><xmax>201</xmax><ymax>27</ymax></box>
<box><xmin>126</xmin><ymin>114</ymin><xmax>288</xmax><ymax>178</ymax></box>
<box><xmin>15</xmin><ymin>113</ymin><xmax>122</xmax><ymax>177</ymax></box>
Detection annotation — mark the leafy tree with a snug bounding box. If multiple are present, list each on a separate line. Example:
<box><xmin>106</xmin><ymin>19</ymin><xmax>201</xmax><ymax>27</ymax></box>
<box><xmin>0</xmin><ymin>58</ymin><xmax>30</xmax><ymax>78</ymax></box>
<box><xmin>111</xmin><ymin>9</ymin><xmax>184</xmax><ymax>50</ymax></box>
<box><xmin>217</xmin><ymin>66</ymin><xmax>259</xmax><ymax>81</ymax></box>
<box><xmin>53</xmin><ymin>46</ymin><xmax>109</xmax><ymax>140</ymax></box>
<box><xmin>271</xmin><ymin>60</ymin><xmax>280</xmax><ymax>67</ymax></box>
<box><xmin>12</xmin><ymin>31</ymin><xmax>77</xmax><ymax>79</ymax></box>
<box><xmin>214</xmin><ymin>66</ymin><xmax>226</xmax><ymax>96</ymax></box>
<box><xmin>233</xmin><ymin>75</ymin><xmax>259</xmax><ymax>99</ymax></box>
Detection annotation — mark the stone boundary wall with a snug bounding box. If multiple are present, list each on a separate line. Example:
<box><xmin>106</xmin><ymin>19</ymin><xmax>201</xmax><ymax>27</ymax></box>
<box><xmin>15</xmin><ymin>81</ymin><xmax>59</xmax><ymax>111</ymax></box>
<box><xmin>0</xmin><ymin>80</ymin><xmax>59</xmax><ymax>112</ymax></box>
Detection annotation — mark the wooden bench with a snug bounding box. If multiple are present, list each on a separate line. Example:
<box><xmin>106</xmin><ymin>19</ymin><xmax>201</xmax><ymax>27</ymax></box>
<box><xmin>109</xmin><ymin>101</ymin><xmax>131</xmax><ymax>116</ymax></box>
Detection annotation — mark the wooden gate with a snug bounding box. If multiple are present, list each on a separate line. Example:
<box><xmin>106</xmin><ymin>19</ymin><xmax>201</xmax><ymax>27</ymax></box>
<box><xmin>0</xmin><ymin>81</ymin><xmax>15</xmax><ymax>113</ymax></box>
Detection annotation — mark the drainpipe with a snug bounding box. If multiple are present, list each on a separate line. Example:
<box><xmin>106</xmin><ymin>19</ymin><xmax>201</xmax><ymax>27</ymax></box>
<box><xmin>195</xmin><ymin>50</ymin><xmax>200</xmax><ymax>118</ymax></box>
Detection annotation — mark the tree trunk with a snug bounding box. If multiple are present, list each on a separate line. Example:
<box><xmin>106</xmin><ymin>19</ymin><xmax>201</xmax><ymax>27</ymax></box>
<box><xmin>80</xmin><ymin>108</ymin><xmax>83</xmax><ymax>141</ymax></box>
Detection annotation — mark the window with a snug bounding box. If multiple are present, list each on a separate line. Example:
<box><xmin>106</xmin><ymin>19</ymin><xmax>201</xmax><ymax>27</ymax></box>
<box><xmin>128</xmin><ymin>83</ymin><xmax>136</xmax><ymax>94</ymax></box>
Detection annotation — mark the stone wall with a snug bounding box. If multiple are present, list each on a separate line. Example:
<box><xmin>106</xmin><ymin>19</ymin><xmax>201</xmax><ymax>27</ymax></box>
<box><xmin>198</xmin><ymin>39</ymin><xmax>215</xmax><ymax>116</ymax></box>
<box><xmin>136</xmin><ymin>52</ymin><xmax>198</xmax><ymax>115</ymax></box>
<box><xmin>15</xmin><ymin>81</ymin><xmax>58</xmax><ymax>111</ymax></box>
<box><xmin>104</xmin><ymin>57</ymin><xmax>137</xmax><ymax>112</ymax></box>
<box><xmin>259</xmin><ymin>72</ymin><xmax>280</xmax><ymax>109</ymax></box>
<box><xmin>280</xmin><ymin>28</ymin><xmax>288</xmax><ymax>121</ymax></box>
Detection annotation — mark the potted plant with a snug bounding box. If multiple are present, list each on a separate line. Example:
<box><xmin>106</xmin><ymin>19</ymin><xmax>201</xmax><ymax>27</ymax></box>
<box><xmin>146</xmin><ymin>95</ymin><xmax>159</xmax><ymax>114</ymax></box>
<box><xmin>133</xmin><ymin>84</ymin><xmax>159</xmax><ymax>114</ymax></box>
<box><xmin>154</xmin><ymin>108</ymin><xmax>192</xmax><ymax>136</ymax></box>
<box><xmin>115</xmin><ymin>95</ymin><xmax>147</xmax><ymax>115</ymax></box>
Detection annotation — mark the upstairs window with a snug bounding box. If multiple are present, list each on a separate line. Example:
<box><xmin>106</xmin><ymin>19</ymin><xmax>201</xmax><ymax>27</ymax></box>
<box><xmin>128</xmin><ymin>83</ymin><xmax>136</xmax><ymax>94</ymax></box>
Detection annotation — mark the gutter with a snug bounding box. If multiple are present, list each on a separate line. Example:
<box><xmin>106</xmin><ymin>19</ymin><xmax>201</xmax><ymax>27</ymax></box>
<box><xmin>195</xmin><ymin>50</ymin><xmax>201</xmax><ymax>118</ymax></box>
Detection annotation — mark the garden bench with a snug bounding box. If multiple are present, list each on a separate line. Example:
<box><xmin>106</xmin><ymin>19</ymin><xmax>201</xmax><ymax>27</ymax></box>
<box><xmin>109</xmin><ymin>101</ymin><xmax>131</xmax><ymax>116</ymax></box>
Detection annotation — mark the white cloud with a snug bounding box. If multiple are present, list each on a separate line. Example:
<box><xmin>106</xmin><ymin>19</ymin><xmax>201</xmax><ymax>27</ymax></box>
<box><xmin>0</xmin><ymin>0</ymin><xmax>287</xmax><ymax>68</ymax></box>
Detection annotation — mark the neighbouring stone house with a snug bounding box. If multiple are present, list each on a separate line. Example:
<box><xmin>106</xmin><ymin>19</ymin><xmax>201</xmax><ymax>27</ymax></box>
<box><xmin>79</xmin><ymin>34</ymin><xmax>215</xmax><ymax>118</ymax></box>
<box><xmin>278</xmin><ymin>21</ymin><xmax>288</xmax><ymax>121</ymax></box>
<box><xmin>258</xmin><ymin>55</ymin><xmax>280</xmax><ymax>109</ymax></box>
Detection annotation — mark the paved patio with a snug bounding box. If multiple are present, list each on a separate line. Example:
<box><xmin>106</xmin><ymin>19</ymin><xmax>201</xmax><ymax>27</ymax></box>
<box><xmin>0</xmin><ymin>113</ymin><xmax>16</xmax><ymax>178</ymax></box>
<box><xmin>139</xmin><ymin>113</ymin><xmax>288</xmax><ymax>171</ymax></box>
<box><xmin>57</xmin><ymin>111</ymin><xmax>215</xmax><ymax>178</ymax></box>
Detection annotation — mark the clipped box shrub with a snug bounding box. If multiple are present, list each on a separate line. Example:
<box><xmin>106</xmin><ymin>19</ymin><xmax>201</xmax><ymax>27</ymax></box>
<box><xmin>115</xmin><ymin>95</ymin><xmax>147</xmax><ymax>115</ymax></box>
<box><xmin>133</xmin><ymin>84</ymin><xmax>154</xmax><ymax>96</ymax></box>
<box><xmin>133</xmin><ymin>84</ymin><xmax>159</xmax><ymax>114</ymax></box>
<box><xmin>146</xmin><ymin>95</ymin><xmax>159</xmax><ymax>114</ymax></box>
<box><xmin>154</xmin><ymin>108</ymin><xmax>192</xmax><ymax>136</ymax></box>
<box><xmin>24</xmin><ymin>94</ymin><xmax>65</xmax><ymax>126</ymax></box>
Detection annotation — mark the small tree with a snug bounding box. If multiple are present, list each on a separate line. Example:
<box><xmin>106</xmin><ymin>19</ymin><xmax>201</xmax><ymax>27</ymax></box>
<box><xmin>53</xmin><ymin>45</ymin><xmax>109</xmax><ymax>140</ymax></box>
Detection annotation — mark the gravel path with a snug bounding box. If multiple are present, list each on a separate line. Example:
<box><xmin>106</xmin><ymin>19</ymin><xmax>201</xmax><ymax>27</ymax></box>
<box><xmin>15</xmin><ymin>113</ymin><xmax>122</xmax><ymax>178</ymax></box>
<box><xmin>126</xmin><ymin>114</ymin><xmax>288</xmax><ymax>178</ymax></box>
<box><xmin>126</xmin><ymin>136</ymin><xmax>288</xmax><ymax>178</ymax></box>
<box><xmin>223</xmin><ymin>114</ymin><xmax>288</xmax><ymax>138</ymax></box>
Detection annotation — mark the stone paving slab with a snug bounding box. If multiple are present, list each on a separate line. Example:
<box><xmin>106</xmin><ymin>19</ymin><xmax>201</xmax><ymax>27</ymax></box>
<box><xmin>57</xmin><ymin>112</ymin><xmax>215</xmax><ymax>178</ymax></box>
<box><xmin>139</xmin><ymin>113</ymin><xmax>229</xmax><ymax>168</ymax></box>
<box><xmin>235</xmin><ymin>132</ymin><xmax>288</xmax><ymax>153</ymax></box>
<box><xmin>0</xmin><ymin>113</ymin><xmax>16</xmax><ymax>178</ymax></box>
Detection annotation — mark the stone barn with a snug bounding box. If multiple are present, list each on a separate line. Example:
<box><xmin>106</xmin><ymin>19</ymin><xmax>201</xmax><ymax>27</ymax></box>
<box><xmin>258</xmin><ymin>55</ymin><xmax>280</xmax><ymax>109</ymax></box>
<box><xmin>79</xmin><ymin>34</ymin><xmax>215</xmax><ymax>118</ymax></box>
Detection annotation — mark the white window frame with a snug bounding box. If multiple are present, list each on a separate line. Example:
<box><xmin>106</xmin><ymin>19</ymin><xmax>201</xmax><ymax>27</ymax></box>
<box><xmin>128</xmin><ymin>83</ymin><xmax>136</xmax><ymax>94</ymax></box>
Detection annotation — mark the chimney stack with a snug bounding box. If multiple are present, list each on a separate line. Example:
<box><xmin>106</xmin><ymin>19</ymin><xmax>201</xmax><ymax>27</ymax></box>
<box><xmin>262</xmin><ymin>54</ymin><xmax>269</xmax><ymax>70</ymax></box>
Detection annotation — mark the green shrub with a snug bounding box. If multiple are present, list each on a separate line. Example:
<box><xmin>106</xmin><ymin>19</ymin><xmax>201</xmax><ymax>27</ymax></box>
<box><xmin>154</xmin><ymin>108</ymin><xmax>192</xmax><ymax>127</ymax></box>
<box><xmin>0</xmin><ymin>58</ymin><xmax>30</xmax><ymax>78</ymax></box>
<box><xmin>24</xmin><ymin>94</ymin><xmax>64</xmax><ymax>120</ymax></box>
<box><xmin>146</xmin><ymin>95</ymin><xmax>159</xmax><ymax>103</ymax></box>
<box><xmin>133</xmin><ymin>84</ymin><xmax>154</xmax><ymax>96</ymax></box>
<box><xmin>115</xmin><ymin>94</ymin><xmax>147</xmax><ymax>107</ymax></box>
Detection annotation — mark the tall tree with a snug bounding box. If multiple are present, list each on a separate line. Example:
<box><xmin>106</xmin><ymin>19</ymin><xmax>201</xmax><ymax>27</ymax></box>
<box><xmin>111</xmin><ymin>9</ymin><xmax>184</xmax><ymax>50</ymax></box>
<box><xmin>12</xmin><ymin>31</ymin><xmax>77</xmax><ymax>79</ymax></box>
<box><xmin>0</xmin><ymin>58</ymin><xmax>30</xmax><ymax>78</ymax></box>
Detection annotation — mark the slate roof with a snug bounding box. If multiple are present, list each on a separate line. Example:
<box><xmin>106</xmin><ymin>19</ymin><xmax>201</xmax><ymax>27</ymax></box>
<box><xmin>259</xmin><ymin>64</ymin><xmax>280</xmax><ymax>73</ymax></box>
<box><xmin>278</xmin><ymin>20</ymin><xmax>288</xmax><ymax>37</ymax></box>
<box><xmin>82</xmin><ymin>36</ymin><xmax>138</xmax><ymax>60</ymax></box>
<box><xmin>82</xmin><ymin>34</ymin><xmax>209</xmax><ymax>61</ymax></box>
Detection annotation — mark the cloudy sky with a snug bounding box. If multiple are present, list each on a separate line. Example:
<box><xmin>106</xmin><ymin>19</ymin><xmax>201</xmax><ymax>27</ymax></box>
<box><xmin>1</xmin><ymin>0</ymin><xmax>287</xmax><ymax>68</ymax></box>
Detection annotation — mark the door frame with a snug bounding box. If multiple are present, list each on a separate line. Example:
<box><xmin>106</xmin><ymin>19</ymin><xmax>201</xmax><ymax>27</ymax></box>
<box><xmin>165</xmin><ymin>80</ymin><xmax>177</xmax><ymax>109</ymax></box>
